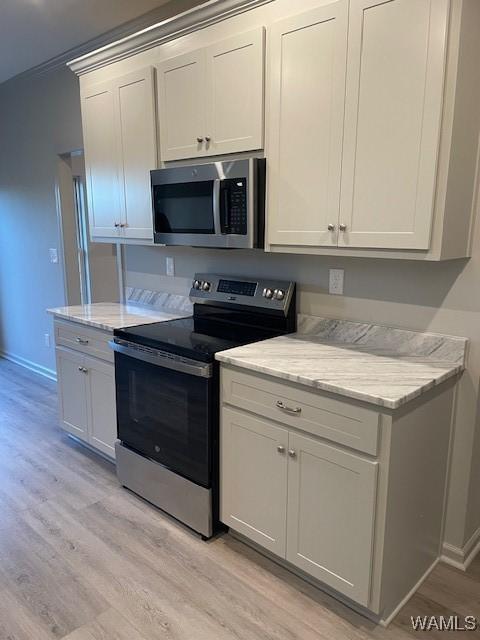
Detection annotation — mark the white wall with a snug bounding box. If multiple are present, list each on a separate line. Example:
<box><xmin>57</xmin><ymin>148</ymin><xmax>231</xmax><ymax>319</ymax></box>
<box><xmin>0</xmin><ymin>66</ymin><xmax>83</xmax><ymax>376</ymax></box>
<box><xmin>124</xmin><ymin>208</ymin><xmax>480</xmax><ymax>554</ymax></box>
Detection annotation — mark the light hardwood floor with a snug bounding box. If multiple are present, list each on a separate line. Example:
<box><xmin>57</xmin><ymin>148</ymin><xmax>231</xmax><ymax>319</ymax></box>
<box><xmin>0</xmin><ymin>358</ymin><xmax>478</xmax><ymax>639</ymax></box>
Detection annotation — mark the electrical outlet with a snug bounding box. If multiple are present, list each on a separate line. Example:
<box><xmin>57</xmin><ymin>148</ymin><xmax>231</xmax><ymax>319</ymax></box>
<box><xmin>49</xmin><ymin>248</ymin><xmax>58</xmax><ymax>264</ymax></box>
<box><xmin>44</xmin><ymin>333</ymin><xmax>51</xmax><ymax>348</ymax></box>
<box><xmin>166</xmin><ymin>256</ymin><xmax>175</xmax><ymax>276</ymax></box>
<box><xmin>329</xmin><ymin>269</ymin><xmax>344</xmax><ymax>295</ymax></box>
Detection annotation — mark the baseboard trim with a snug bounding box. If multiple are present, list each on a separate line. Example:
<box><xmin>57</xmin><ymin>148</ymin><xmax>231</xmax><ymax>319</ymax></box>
<box><xmin>441</xmin><ymin>527</ymin><xmax>480</xmax><ymax>571</ymax></box>
<box><xmin>379</xmin><ymin>559</ymin><xmax>439</xmax><ymax>627</ymax></box>
<box><xmin>0</xmin><ymin>350</ymin><xmax>57</xmax><ymax>382</ymax></box>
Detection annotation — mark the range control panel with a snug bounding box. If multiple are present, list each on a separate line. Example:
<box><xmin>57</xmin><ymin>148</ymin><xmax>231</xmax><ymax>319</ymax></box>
<box><xmin>190</xmin><ymin>274</ymin><xmax>295</xmax><ymax>314</ymax></box>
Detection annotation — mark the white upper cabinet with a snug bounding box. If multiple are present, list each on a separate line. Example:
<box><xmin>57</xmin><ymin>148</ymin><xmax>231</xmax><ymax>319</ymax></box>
<box><xmin>204</xmin><ymin>29</ymin><xmax>264</xmax><ymax>156</ymax></box>
<box><xmin>157</xmin><ymin>50</ymin><xmax>207</xmax><ymax>161</ymax></box>
<box><xmin>266</xmin><ymin>2</ymin><xmax>348</xmax><ymax>247</ymax></box>
<box><xmin>76</xmin><ymin>0</ymin><xmax>478</xmax><ymax>259</ymax></box>
<box><xmin>339</xmin><ymin>0</ymin><xmax>449</xmax><ymax>249</ymax></box>
<box><xmin>116</xmin><ymin>68</ymin><xmax>157</xmax><ymax>240</ymax></box>
<box><xmin>81</xmin><ymin>66</ymin><xmax>156</xmax><ymax>242</ymax></box>
<box><xmin>157</xmin><ymin>28</ymin><xmax>265</xmax><ymax>161</ymax></box>
<box><xmin>82</xmin><ymin>82</ymin><xmax>122</xmax><ymax>239</ymax></box>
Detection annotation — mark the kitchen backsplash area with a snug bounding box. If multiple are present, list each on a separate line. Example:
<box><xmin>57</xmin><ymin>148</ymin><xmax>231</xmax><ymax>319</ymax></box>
<box><xmin>125</xmin><ymin>286</ymin><xmax>193</xmax><ymax>314</ymax></box>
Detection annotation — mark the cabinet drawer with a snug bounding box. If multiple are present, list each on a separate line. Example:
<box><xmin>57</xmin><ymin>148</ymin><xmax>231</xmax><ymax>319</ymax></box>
<box><xmin>221</xmin><ymin>367</ymin><xmax>379</xmax><ymax>455</ymax></box>
<box><xmin>54</xmin><ymin>320</ymin><xmax>113</xmax><ymax>363</ymax></box>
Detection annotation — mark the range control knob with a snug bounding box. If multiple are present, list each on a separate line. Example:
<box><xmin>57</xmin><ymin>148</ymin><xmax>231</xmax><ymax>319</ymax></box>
<box><xmin>274</xmin><ymin>289</ymin><xmax>285</xmax><ymax>301</ymax></box>
<box><xmin>263</xmin><ymin>288</ymin><xmax>274</xmax><ymax>299</ymax></box>
<box><xmin>202</xmin><ymin>281</ymin><xmax>211</xmax><ymax>292</ymax></box>
<box><xmin>193</xmin><ymin>279</ymin><xmax>201</xmax><ymax>290</ymax></box>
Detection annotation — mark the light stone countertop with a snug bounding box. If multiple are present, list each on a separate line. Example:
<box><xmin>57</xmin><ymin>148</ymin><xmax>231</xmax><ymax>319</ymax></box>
<box><xmin>47</xmin><ymin>302</ymin><xmax>190</xmax><ymax>332</ymax></box>
<box><xmin>215</xmin><ymin>317</ymin><xmax>467</xmax><ymax>410</ymax></box>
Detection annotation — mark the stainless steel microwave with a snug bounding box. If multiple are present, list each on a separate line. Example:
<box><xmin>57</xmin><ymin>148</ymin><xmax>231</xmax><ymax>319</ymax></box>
<box><xmin>150</xmin><ymin>158</ymin><xmax>265</xmax><ymax>249</ymax></box>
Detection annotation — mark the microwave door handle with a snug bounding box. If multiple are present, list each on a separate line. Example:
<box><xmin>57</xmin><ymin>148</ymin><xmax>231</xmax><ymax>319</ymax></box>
<box><xmin>213</xmin><ymin>179</ymin><xmax>222</xmax><ymax>235</ymax></box>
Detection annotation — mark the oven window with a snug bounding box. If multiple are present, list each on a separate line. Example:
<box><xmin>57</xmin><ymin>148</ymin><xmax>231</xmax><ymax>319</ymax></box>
<box><xmin>153</xmin><ymin>181</ymin><xmax>214</xmax><ymax>234</ymax></box>
<box><xmin>115</xmin><ymin>352</ymin><xmax>212</xmax><ymax>487</ymax></box>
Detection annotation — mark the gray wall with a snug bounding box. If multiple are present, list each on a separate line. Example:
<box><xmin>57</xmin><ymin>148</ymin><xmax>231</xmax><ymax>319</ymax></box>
<box><xmin>0</xmin><ymin>66</ymin><xmax>83</xmax><ymax>376</ymax></box>
<box><xmin>124</xmin><ymin>213</ymin><xmax>480</xmax><ymax>552</ymax></box>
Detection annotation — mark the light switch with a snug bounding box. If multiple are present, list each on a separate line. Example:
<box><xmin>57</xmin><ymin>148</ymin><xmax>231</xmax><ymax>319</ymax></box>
<box><xmin>49</xmin><ymin>248</ymin><xmax>58</xmax><ymax>264</ymax></box>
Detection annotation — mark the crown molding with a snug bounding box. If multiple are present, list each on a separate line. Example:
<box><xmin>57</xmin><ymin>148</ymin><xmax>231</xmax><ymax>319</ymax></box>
<box><xmin>67</xmin><ymin>0</ymin><xmax>272</xmax><ymax>76</ymax></box>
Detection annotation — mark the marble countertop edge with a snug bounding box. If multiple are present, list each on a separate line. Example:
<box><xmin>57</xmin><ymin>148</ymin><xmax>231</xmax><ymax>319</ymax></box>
<box><xmin>47</xmin><ymin>302</ymin><xmax>190</xmax><ymax>332</ymax></box>
<box><xmin>215</xmin><ymin>352</ymin><xmax>463</xmax><ymax>409</ymax></box>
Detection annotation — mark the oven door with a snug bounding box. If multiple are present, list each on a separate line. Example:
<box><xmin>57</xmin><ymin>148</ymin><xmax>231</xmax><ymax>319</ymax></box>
<box><xmin>111</xmin><ymin>340</ymin><xmax>214</xmax><ymax>488</ymax></box>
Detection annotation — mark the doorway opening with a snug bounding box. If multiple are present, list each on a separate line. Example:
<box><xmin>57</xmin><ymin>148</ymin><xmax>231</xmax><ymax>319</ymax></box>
<box><xmin>56</xmin><ymin>151</ymin><xmax>120</xmax><ymax>306</ymax></box>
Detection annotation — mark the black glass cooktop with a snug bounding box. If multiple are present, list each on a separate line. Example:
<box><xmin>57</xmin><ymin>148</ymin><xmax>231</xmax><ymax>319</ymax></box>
<box><xmin>114</xmin><ymin>307</ymin><xmax>288</xmax><ymax>363</ymax></box>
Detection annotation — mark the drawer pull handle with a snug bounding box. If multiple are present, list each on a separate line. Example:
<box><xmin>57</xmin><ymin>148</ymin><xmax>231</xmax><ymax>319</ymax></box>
<box><xmin>76</xmin><ymin>337</ymin><xmax>89</xmax><ymax>345</ymax></box>
<box><xmin>276</xmin><ymin>400</ymin><xmax>301</xmax><ymax>415</ymax></box>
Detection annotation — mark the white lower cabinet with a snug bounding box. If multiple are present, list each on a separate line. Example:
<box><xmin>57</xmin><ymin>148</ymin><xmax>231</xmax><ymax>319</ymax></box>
<box><xmin>221</xmin><ymin>406</ymin><xmax>376</xmax><ymax>605</ymax></box>
<box><xmin>85</xmin><ymin>355</ymin><xmax>117</xmax><ymax>458</ymax></box>
<box><xmin>55</xmin><ymin>321</ymin><xmax>117</xmax><ymax>459</ymax></box>
<box><xmin>286</xmin><ymin>432</ymin><xmax>377</xmax><ymax>606</ymax></box>
<box><xmin>221</xmin><ymin>408</ymin><xmax>288</xmax><ymax>556</ymax></box>
<box><xmin>220</xmin><ymin>365</ymin><xmax>455</xmax><ymax>621</ymax></box>
<box><xmin>56</xmin><ymin>348</ymin><xmax>89</xmax><ymax>441</ymax></box>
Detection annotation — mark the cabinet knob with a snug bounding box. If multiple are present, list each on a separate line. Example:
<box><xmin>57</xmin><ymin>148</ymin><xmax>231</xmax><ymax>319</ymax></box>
<box><xmin>288</xmin><ymin>449</ymin><xmax>297</xmax><ymax>458</ymax></box>
<box><xmin>114</xmin><ymin>222</ymin><xmax>120</xmax><ymax>228</ymax></box>
<box><xmin>78</xmin><ymin>366</ymin><xmax>88</xmax><ymax>373</ymax></box>
<box><xmin>205</xmin><ymin>136</ymin><xmax>211</xmax><ymax>143</ymax></box>
<box><xmin>277</xmin><ymin>445</ymin><xmax>286</xmax><ymax>454</ymax></box>
<box><xmin>327</xmin><ymin>224</ymin><xmax>336</xmax><ymax>231</ymax></box>
<box><xmin>339</xmin><ymin>224</ymin><xmax>347</xmax><ymax>232</ymax></box>
<box><xmin>196</xmin><ymin>137</ymin><xmax>204</xmax><ymax>143</ymax></box>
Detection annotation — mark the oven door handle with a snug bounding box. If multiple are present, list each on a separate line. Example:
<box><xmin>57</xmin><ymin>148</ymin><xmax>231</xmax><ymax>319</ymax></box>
<box><xmin>108</xmin><ymin>340</ymin><xmax>213</xmax><ymax>378</ymax></box>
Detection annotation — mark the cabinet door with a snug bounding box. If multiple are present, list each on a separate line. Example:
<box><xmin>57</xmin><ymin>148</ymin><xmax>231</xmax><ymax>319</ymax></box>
<box><xmin>221</xmin><ymin>408</ymin><xmax>288</xmax><ymax>556</ymax></box>
<box><xmin>204</xmin><ymin>28</ymin><xmax>264</xmax><ymax>156</ymax></box>
<box><xmin>339</xmin><ymin>0</ymin><xmax>449</xmax><ymax>249</ymax></box>
<box><xmin>157</xmin><ymin>50</ymin><xmax>207</xmax><ymax>161</ymax></box>
<box><xmin>56</xmin><ymin>348</ymin><xmax>88</xmax><ymax>442</ymax></box>
<box><xmin>84</xmin><ymin>356</ymin><xmax>117</xmax><ymax>459</ymax></box>
<box><xmin>286</xmin><ymin>432</ymin><xmax>377</xmax><ymax>606</ymax></box>
<box><xmin>266</xmin><ymin>2</ymin><xmax>348</xmax><ymax>248</ymax></box>
<box><xmin>81</xmin><ymin>81</ymin><xmax>122</xmax><ymax>239</ymax></box>
<box><xmin>115</xmin><ymin>68</ymin><xmax>156</xmax><ymax>241</ymax></box>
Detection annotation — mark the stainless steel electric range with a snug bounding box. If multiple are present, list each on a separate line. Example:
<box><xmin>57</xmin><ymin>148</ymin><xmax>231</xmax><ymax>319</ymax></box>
<box><xmin>110</xmin><ymin>274</ymin><xmax>296</xmax><ymax>539</ymax></box>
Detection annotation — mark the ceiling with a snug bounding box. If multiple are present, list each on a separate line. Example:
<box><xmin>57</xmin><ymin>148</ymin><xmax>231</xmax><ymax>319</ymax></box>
<box><xmin>0</xmin><ymin>0</ymin><xmax>181</xmax><ymax>84</ymax></box>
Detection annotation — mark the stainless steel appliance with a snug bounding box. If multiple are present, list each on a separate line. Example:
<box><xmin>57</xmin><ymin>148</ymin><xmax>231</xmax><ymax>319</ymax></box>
<box><xmin>111</xmin><ymin>274</ymin><xmax>296</xmax><ymax>538</ymax></box>
<box><xmin>150</xmin><ymin>158</ymin><xmax>265</xmax><ymax>248</ymax></box>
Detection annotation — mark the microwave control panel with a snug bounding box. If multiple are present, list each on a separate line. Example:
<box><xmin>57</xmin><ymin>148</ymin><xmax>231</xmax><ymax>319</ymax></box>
<box><xmin>220</xmin><ymin>179</ymin><xmax>247</xmax><ymax>235</ymax></box>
